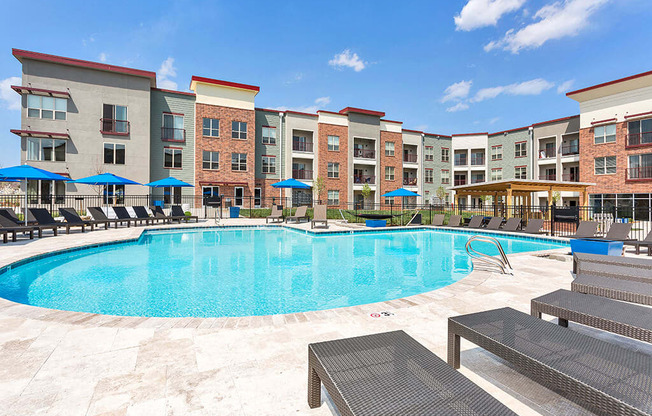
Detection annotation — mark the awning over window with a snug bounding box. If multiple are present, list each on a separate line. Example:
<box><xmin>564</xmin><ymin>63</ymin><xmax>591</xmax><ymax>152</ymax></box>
<box><xmin>11</xmin><ymin>85</ymin><xmax>70</xmax><ymax>98</ymax></box>
<box><xmin>10</xmin><ymin>129</ymin><xmax>70</xmax><ymax>139</ymax></box>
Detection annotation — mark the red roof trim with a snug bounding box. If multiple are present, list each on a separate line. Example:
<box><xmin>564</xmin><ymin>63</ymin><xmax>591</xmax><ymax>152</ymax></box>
<box><xmin>567</xmin><ymin>70</ymin><xmax>652</xmax><ymax>96</ymax></box>
<box><xmin>255</xmin><ymin>107</ymin><xmax>282</xmax><ymax>113</ymax></box>
<box><xmin>198</xmin><ymin>181</ymin><xmax>248</xmax><ymax>186</ymax></box>
<box><xmin>191</xmin><ymin>75</ymin><xmax>259</xmax><ymax>92</ymax></box>
<box><xmin>451</xmin><ymin>132</ymin><xmax>488</xmax><ymax>137</ymax></box>
<box><xmin>531</xmin><ymin>115</ymin><xmax>579</xmax><ymax>127</ymax></box>
<box><xmin>285</xmin><ymin>110</ymin><xmax>318</xmax><ymax>117</ymax></box>
<box><xmin>624</xmin><ymin>110</ymin><xmax>652</xmax><ymax>120</ymax></box>
<box><xmin>339</xmin><ymin>107</ymin><xmax>385</xmax><ymax>117</ymax></box>
<box><xmin>590</xmin><ymin>117</ymin><xmax>617</xmax><ymax>126</ymax></box>
<box><xmin>11</xmin><ymin>85</ymin><xmax>70</xmax><ymax>98</ymax></box>
<box><xmin>380</xmin><ymin>119</ymin><xmax>403</xmax><ymax>124</ymax></box>
<box><xmin>402</xmin><ymin>129</ymin><xmax>423</xmax><ymax>134</ymax></box>
<box><xmin>424</xmin><ymin>132</ymin><xmax>452</xmax><ymax>138</ymax></box>
<box><xmin>489</xmin><ymin>125</ymin><xmax>531</xmax><ymax>136</ymax></box>
<box><xmin>10</xmin><ymin>129</ymin><xmax>69</xmax><ymax>139</ymax></box>
<box><xmin>151</xmin><ymin>87</ymin><xmax>195</xmax><ymax>97</ymax></box>
<box><xmin>12</xmin><ymin>49</ymin><xmax>156</xmax><ymax>80</ymax></box>
<box><xmin>316</xmin><ymin>110</ymin><xmax>342</xmax><ymax>115</ymax></box>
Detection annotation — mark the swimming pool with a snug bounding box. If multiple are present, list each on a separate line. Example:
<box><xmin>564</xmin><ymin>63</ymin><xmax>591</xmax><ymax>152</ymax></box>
<box><xmin>0</xmin><ymin>227</ymin><xmax>566</xmax><ymax>318</ymax></box>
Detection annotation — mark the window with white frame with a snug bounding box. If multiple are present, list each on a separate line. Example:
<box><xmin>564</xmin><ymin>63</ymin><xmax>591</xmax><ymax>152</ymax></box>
<box><xmin>27</xmin><ymin>95</ymin><xmax>67</xmax><ymax>120</ymax></box>
<box><xmin>328</xmin><ymin>135</ymin><xmax>340</xmax><ymax>151</ymax></box>
<box><xmin>385</xmin><ymin>166</ymin><xmax>395</xmax><ymax>181</ymax></box>
<box><xmin>102</xmin><ymin>104</ymin><xmax>128</xmax><ymax>133</ymax></box>
<box><xmin>327</xmin><ymin>190</ymin><xmax>339</xmax><ymax>206</ymax></box>
<box><xmin>262</xmin><ymin>126</ymin><xmax>276</xmax><ymax>144</ymax></box>
<box><xmin>441</xmin><ymin>148</ymin><xmax>450</xmax><ymax>162</ymax></box>
<box><xmin>384</xmin><ymin>197</ymin><xmax>393</xmax><ymax>205</ymax></box>
<box><xmin>628</xmin><ymin>118</ymin><xmax>652</xmax><ymax>145</ymax></box>
<box><xmin>424</xmin><ymin>169</ymin><xmax>433</xmax><ymax>183</ymax></box>
<box><xmin>441</xmin><ymin>169</ymin><xmax>450</xmax><ymax>184</ymax></box>
<box><xmin>594</xmin><ymin>124</ymin><xmax>616</xmax><ymax>144</ymax></box>
<box><xmin>164</xmin><ymin>148</ymin><xmax>182</xmax><ymax>169</ymax></box>
<box><xmin>327</xmin><ymin>162</ymin><xmax>339</xmax><ymax>178</ymax></box>
<box><xmin>491</xmin><ymin>145</ymin><xmax>502</xmax><ymax>161</ymax></box>
<box><xmin>202</xmin><ymin>151</ymin><xmax>219</xmax><ymax>170</ymax></box>
<box><xmin>515</xmin><ymin>142</ymin><xmax>527</xmax><ymax>158</ymax></box>
<box><xmin>26</xmin><ymin>138</ymin><xmax>66</xmax><ymax>162</ymax></box>
<box><xmin>231</xmin><ymin>153</ymin><xmax>247</xmax><ymax>171</ymax></box>
<box><xmin>628</xmin><ymin>153</ymin><xmax>652</xmax><ymax>179</ymax></box>
<box><xmin>385</xmin><ymin>141</ymin><xmax>395</xmax><ymax>156</ymax></box>
<box><xmin>425</xmin><ymin>146</ymin><xmax>433</xmax><ymax>161</ymax></box>
<box><xmin>262</xmin><ymin>156</ymin><xmax>276</xmax><ymax>174</ymax></box>
<box><xmin>203</xmin><ymin>118</ymin><xmax>219</xmax><ymax>137</ymax></box>
<box><xmin>232</xmin><ymin>121</ymin><xmax>247</xmax><ymax>139</ymax></box>
<box><xmin>162</xmin><ymin>113</ymin><xmax>184</xmax><ymax>141</ymax></box>
<box><xmin>595</xmin><ymin>156</ymin><xmax>617</xmax><ymax>175</ymax></box>
<box><xmin>103</xmin><ymin>143</ymin><xmax>125</xmax><ymax>164</ymax></box>
<box><xmin>515</xmin><ymin>166</ymin><xmax>527</xmax><ymax>179</ymax></box>
<box><xmin>491</xmin><ymin>168</ymin><xmax>503</xmax><ymax>181</ymax></box>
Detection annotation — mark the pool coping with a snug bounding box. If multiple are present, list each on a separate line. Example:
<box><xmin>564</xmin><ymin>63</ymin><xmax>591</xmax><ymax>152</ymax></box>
<box><xmin>0</xmin><ymin>222</ymin><xmax>571</xmax><ymax>329</ymax></box>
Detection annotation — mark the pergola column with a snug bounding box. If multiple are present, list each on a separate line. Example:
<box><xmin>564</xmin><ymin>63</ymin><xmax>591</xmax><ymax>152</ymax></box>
<box><xmin>547</xmin><ymin>189</ymin><xmax>553</xmax><ymax>220</ymax></box>
<box><xmin>506</xmin><ymin>188</ymin><xmax>513</xmax><ymax>218</ymax></box>
<box><xmin>581</xmin><ymin>190</ymin><xmax>589</xmax><ymax>220</ymax></box>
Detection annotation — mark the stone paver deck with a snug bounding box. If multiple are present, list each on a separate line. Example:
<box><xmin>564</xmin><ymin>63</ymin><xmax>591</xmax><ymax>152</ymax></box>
<box><xmin>0</xmin><ymin>218</ymin><xmax>650</xmax><ymax>415</ymax></box>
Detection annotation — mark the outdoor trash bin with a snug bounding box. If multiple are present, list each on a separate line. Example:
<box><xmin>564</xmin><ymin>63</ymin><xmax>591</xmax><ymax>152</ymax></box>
<box><xmin>570</xmin><ymin>238</ymin><xmax>623</xmax><ymax>256</ymax></box>
<box><xmin>230</xmin><ymin>207</ymin><xmax>240</xmax><ymax>218</ymax></box>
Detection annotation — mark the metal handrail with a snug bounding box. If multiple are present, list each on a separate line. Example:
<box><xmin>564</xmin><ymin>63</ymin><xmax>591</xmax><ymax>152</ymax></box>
<box><xmin>465</xmin><ymin>235</ymin><xmax>513</xmax><ymax>275</ymax></box>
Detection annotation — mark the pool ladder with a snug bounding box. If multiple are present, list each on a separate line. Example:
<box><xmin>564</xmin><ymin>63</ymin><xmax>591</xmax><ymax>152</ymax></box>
<box><xmin>465</xmin><ymin>235</ymin><xmax>514</xmax><ymax>275</ymax></box>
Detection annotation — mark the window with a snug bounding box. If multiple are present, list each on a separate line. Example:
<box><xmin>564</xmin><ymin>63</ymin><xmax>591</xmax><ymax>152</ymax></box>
<box><xmin>162</xmin><ymin>113</ymin><xmax>184</xmax><ymax>141</ymax></box>
<box><xmin>202</xmin><ymin>186</ymin><xmax>220</xmax><ymax>205</ymax></box>
<box><xmin>384</xmin><ymin>197</ymin><xmax>393</xmax><ymax>205</ymax></box>
<box><xmin>595</xmin><ymin>156</ymin><xmax>617</xmax><ymax>175</ymax></box>
<box><xmin>594</xmin><ymin>124</ymin><xmax>616</xmax><ymax>144</ymax></box>
<box><xmin>164</xmin><ymin>148</ymin><xmax>182</xmax><ymax>169</ymax></box>
<box><xmin>491</xmin><ymin>145</ymin><xmax>502</xmax><ymax>161</ymax></box>
<box><xmin>262</xmin><ymin>156</ymin><xmax>276</xmax><ymax>174</ymax></box>
<box><xmin>231</xmin><ymin>153</ymin><xmax>247</xmax><ymax>171</ymax></box>
<box><xmin>328</xmin><ymin>135</ymin><xmax>340</xmax><ymax>151</ymax></box>
<box><xmin>627</xmin><ymin>119</ymin><xmax>652</xmax><ymax>146</ymax></box>
<box><xmin>385</xmin><ymin>141</ymin><xmax>395</xmax><ymax>156</ymax></box>
<box><xmin>385</xmin><ymin>166</ymin><xmax>395</xmax><ymax>181</ymax></box>
<box><xmin>203</xmin><ymin>118</ymin><xmax>219</xmax><ymax>137</ymax></box>
<box><xmin>27</xmin><ymin>95</ymin><xmax>67</xmax><ymax>120</ymax></box>
<box><xmin>515</xmin><ymin>142</ymin><xmax>527</xmax><ymax>158</ymax></box>
<box><xmin>327</xmin><ymin>162</ymin><xmax>339</xmax><ymax>178</ymax></box>
<box><xmin>424</xmin><ymin>169</ymin><xmax>433</xmax><ymax>183</ymax></box>
<box><xmin>103</xmin><ymin>143</ymin><xmax>125</xmax><ymax>164</ymax></box>
<box><xmin>441</xmin><ymin>170</ymin><xmax>450</xmax><ymax>184</ymax></box>
<box><xmin>254</xmin><ymin>188</ymin><xmax>262</xmax><ymax>208</ymax></box>
<box><xmin>628</xmin><ymin>153</ymin><xmax>652</xmax><ymax>179</ymax></box>
<box><xmin>515</xmin><ymin>166</ymin><xmax>527</xmax><ymax>179</ymax></box>
<box><xmin>164</xmin><ymin>186</ymin><xmax>182</xmax><ymax>204</ymax></box>
<box><xmin>327</xmin><ymin>190</ymin><xmax>339</xmax><ymax>206</ymax></box>
<box><xmin>232</xmin><ymin>121</ymin><xmax>247</xmax><ymax>139</ymax></box>
<box><xmin>202</xmin><ymin>151</ymin><xmax>219</xmax><ymax>170</ymax></box>
<box><xmin>262</xmin><ymin>126</ymin><xmax>276</xmax><ymax>144</ymax></box>
<box><xmin>441</xmin><ymin>148</ymin><xmax>450</xmax><ymax>162</ymax></box>
<box><xmin>103</xmin><ymin>184</ymin><xmax>125</xmax><ymax>205</ymax></box>
<box><xmin>102</xmin><ymin>104</ymin><xmax>128</xmax><ymax>134</ymax></box>
<box><xmin>491</xmin><ymin>168</ymin><xmax>503</xmax><ymax>181</ymax></box>
<box><xmin>26</xmin><ymin>138</ymin><xmax>66</xmax><ymax>162</ymax></box>
<box><xmin>425</xmin><ymin>146</ymin><xmax>433</xmax><ymax>161</ymax></box>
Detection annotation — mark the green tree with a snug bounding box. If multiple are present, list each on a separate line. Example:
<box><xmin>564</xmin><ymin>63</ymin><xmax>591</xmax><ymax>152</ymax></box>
<box><xmin>552</xmin><ymin>191</ymin><xmax>561</xmax><ymax>205</ymax></box>
<box><xmin>314</xmin><ymin>176</ymin><xmax>326</xmax><ymax>203</ymax></box>
<box><xmin>435</xmin><ymin>186</ymin><xmax>447</xmax><ymax>203</ymax></box>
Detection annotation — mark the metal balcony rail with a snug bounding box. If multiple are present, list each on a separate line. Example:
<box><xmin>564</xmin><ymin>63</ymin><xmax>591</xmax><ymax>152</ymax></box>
<box><xmin>292</xmin><ymin>140</ymin><xmax>313</xmax><ymax>152</ymax></box>
<box><xmin>561</xmin><ymin>144</ymin><xmax>579</xmax><ymax>155</ymax></box>
<box><xmin>354</xmin><ymin>148</ymin><xmax>375</xmax><ymax>159</ymax></box>
<box><xmin>539</xmin><ymin>148</ymin><xmax>556</xmax><ymax>159</ymax></box>
<box><xmin>403</xmin><ymin>154</ymin><xmax>418</xmax><ymax>163</ymax></box>
<box><xmin>454</xmin><ymin>157</ymin><xmax>467</xmax><ymax>166</ymax></box>
<box><xmin>292</xmin><ymin>169</ymin><xmax>313</xmax><ymax>180</ymax></box>
<box><xmin>470</xmin><ymin>156</ymin><xmax>485</xmax><ymax>165</ymax></box>
<box><xmin>354</xmin><ymin>175</ymin><xmax>375</xmax><ymax>184</ymax></box>
<box><xmin>627</xmin><ymin>132</ymin><xmax>652</xmax><ymax>147</ymax></box>
<box><xmin>470</xmin><ymin>178</ymin><xmax>485</xmax><ymax>184</ymax></box>
<box><xmin>539</xmin><ymin>174</ymin><xmax>557</xmax><ymax>181</ymax></box>
<box><xmin>453</xmin><ymin>179</ymin><xmax>466</xmax><ymax>186</ymax></box>
<box><xmin>627</xmin><ymin>166</ymin><xmax>652</xmax><ymax>180</ymax></box>
<box><xmin>100</xmin><ymin>118</ymin><xmax>129</xmax><ymax>135</ymax></box>
<box><xmin>562</xmin><ymin>173</ymin><xmax>579</xmax><ymax>182</ymax></box>
<box><xmin>161</xmin><ymin>127</ymin><xmax>186</xmax><ymax>142</ymax></box>
<box><xmin>403</xmin><ymin>177</ymin><xmax>417</xmax><ymax>186</ymax></box>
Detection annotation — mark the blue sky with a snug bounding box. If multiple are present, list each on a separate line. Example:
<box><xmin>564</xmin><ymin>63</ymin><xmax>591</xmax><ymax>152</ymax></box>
<box><xmin>1</xmin><ymin>0</ymin><xmax>651</xmax><ymax>167</ymax></box>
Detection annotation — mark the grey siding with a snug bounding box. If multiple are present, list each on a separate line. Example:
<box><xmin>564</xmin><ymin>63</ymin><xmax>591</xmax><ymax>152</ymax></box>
<box><xmin>255</xmin><ymin>110</ymin><xmax>281</xmax><ymax>179</ymax></box>
<box><xmin>423</xmin><ymin>134</ymin><xmax>452</xmax><ymax>202</ymax></box>
<box><xmin>488</xmin><ymin>129</ymin><xmax>531</xmax><ymax>180</ymax></box>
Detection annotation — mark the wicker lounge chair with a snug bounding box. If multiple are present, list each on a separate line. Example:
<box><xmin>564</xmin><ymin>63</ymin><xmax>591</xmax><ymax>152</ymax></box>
<box><xmin>171</xmin><ymin>205</ymin><xmax>198</xmax><ymax>223</ymax></box>
<box><xmin>111</xmin><ymin>206</ymin><xmax>142</xmax><ymax>227</ymax></box>
<box><xmin>150</xmin><ymin>206</ymin><xmax>176</xmax><ymax>224</ymax></box>
<box><xmin>501</xmin><ymin>217</ymin><xmax>521</xmax><ymax>232</ymax></box>
<box><xmin>517</xmin><ymin>218</ymin><xmax>546</xmax><ymax>234</ymax></box>
<box><xmin>311</xmin><ymin>205</ymin><xmax>328</xmax><ymax>229</ymax></box>
<box><xmin>431</xmin><ymin>213</ymin><xmax>445</xmax><ymax>226</ymax></box>
<box><xmin>568</xmin><ymin>221</ymin><xmax>598</xmax><ymax>238</ymax></box>
<box><xmin>28</xmin><ymin>208</ymin><xmax>85</xmax><ymax>234</ymax></box>
<box><xmin>266</xmin><ymin>205</ymin><xmax>284</xmax><ymax>224</ymax></box>
<box><xmin>87</xmin><ymin>207</ymin><xmax>122</xmax><ymax>228</ymax></box>
<box><xmin>59</xmin><ymin>207</ymin><xmax>109</xmax><ymax>231</ymax></box>
<box><xmin>447</xmin><ymin>214</ymin><xmax>462</xmax><ymax>227</ymax></box>
<box><xmin>0</xmin><ymin>215</ymin><xmax>34</xmax><ymax>242</ymax></box>
<box><xmin>286</xmin><ymin>206</ymin><xmax>309</xmax><ymax>223</ymax></box>
<box><xmin>132</xmin><ymin>206</ymin><xmax>158</xmax><ymax>225</ymax></box>
<box><xmin>0</xmin><ymin>207</ymin><xmax>35</xmax><ymax>225</ymax></box>
<box><xmin>448</xmin><ymin>307</ymin><xmax>652</xmax><ymax>416</ymax></box>
<box><xmin>624</xmin><ymin>230</ymin><xmax>652</xmax><ymax>255</ymax></box>
<box><xmin>531</xmin><ymin>289</ymin><xmax>652</xmax><ymax>343</ymax></box>
<box><xmin>573</xmin><ymin>252</ymin><xmax>652</xmax><ymax>279</ymax></box>
<box><xmin>466</xmin><ymin>215</ymin><xmax>484</xmax><ymax>228</ymax></box>
<box><xmin>309</xmin><ymin>330</ymin><xmax>517</xmax><ymax>415</ymax></box>
<box><xmin>485</xmin><ymin>217</ymin><xmax>504</xmax><ymax>230</ymax></box>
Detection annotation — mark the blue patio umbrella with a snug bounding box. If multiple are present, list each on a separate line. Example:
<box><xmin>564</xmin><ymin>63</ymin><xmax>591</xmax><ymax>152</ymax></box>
<box><xmin>144</xmin><ymin>177</ymin><xmax>194</xmax><ymax>188</ymax></box>
<box><xmin>0</xmin><ymin>164</ymin><xmax>70</xmax><ymax>225</ymax></box>
<box><xmin>381</xmin><ymin>188</ymin><xmax>421</xmax><ymax>198</ymax></box>
<box><xmin>271</xmin><ymin>178</ymin><xmax>311</xmax><ymax>203</ymax></box>
<box><xmin>70</xmin><ymin>173</ymin><xmax>142</xmax><ymax>210</ymax></box>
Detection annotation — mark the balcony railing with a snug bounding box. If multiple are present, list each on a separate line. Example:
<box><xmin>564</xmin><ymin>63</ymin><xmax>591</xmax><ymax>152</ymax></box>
<box><xmin>627</xmin><ymin>166</ymin><xmax>652</xmax><ymax>180</ymax></box>
<box><xmin>292</xmin><ymin>169</ymin><xmax>313</xmax><ymax>180</ymax></box>
<box><xmin>539</xmin><ymin>147</ymin><xmax>556</xmax><ymax>159</ymax></box>
<box><xmin>354</xmin><ymin>175</ymin><xmax>375</xmax><ymax>184</ymax></box>
<box><xmin>161</xmin><ymin>127</ymin><xmax>186</xmax><ymax>142</ymax></box>
<box><xmin>562</xmin><ymin>173</ymin><xmax>579</xmax><ymax>182</ymax></box>
<box><xmin>470</xmin><ymin>155</ymin><xmax>485</xmax><ymax>166</ymax></box>
<box><xmin>100</xmin><ymin>118</ymin><xmax>129</xmax><ymax>135</ymax></box>
<box><xmin>539</xmin><ymin>174</ymin><xmax>557</xmax><ymax>181</ymax></box>
<box><xmin>292</xmin><ymin>139</ymin><xmax>313</xmax><ymax>152</ymax></box>
<box><xmin>454</xmin><ymin>158</ymin><xmax>467</xmax><ymax>166</ymax></box>
<box><xmin>403</xmin><ymin>177</ymin><xmax>417</xmax><ymax>186</ymax></box>
<box><xmin>403</xmin><ymin>154</ymin><xmax>417</xmax><ymax>163</ymax></box>
<box><xmin>354</xmin><ymin>148</ymin><xmax>375</xmax><ymax>159</ymax></box>
<box><xmin>454</xmin><ymin>179</ymin><xmax>466</xmax><ymax>186</ymax></box>
<box><xmin>561</xmin><ymin>144</ymin><xmax>579</xmax><ymax>155</ymax></box>
<box><xmin>470</xmin><ymin>177</ymin><xmax>485</xmax><ymax>184</ymax></box>
<box><xmin>626</xmin><ymin>132</ymin><xmax>652</xmax><ymax>147</ymax></box>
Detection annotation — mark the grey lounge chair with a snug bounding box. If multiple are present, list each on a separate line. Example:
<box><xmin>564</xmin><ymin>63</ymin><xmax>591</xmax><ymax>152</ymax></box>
<box><xmin>309</xmin><ymin>330</ymin><xmax>517</xmax><ymax>416</ymax></box>
<box><xmin>286</xmin><ymin>206</ymin><xmax>309</xmax><ymax>223</ymax></box>
<box><xmin>431</xmin><ymin>213</ymin><xmax>445</xmax><ymax>226</ymax></box>
<box><xmin>448</xmin><ymin>307</ymin><xmax>652</xmax><ymax>416</ymax></box>
<box><xmin>311</xmin><ymin>204</ymin><xmax>328</xmax><ymax>229</ymax></box>
<box><xmin>150</xmin><ymin>206</ymin><xmax>177</xmax><ymax>224</ymax></box>
<box><xmin>597</xmin><ymin>222</ymin><xmax>634</xmax><ymax>241</ymax></box>
<box><xmin>0</xmin><ymin>215</ymin><xmax>35</xmax><ymax>241</ymax></box>
<box><xmin>568</xmin><ymin>221</ymin><xmax>598</xmax><ymax>238</ymax></box>
<box><xmin>266</xmin><ymin>205</ymin><xmax>283</xmax><ymax>224</ymax></box>
<box><xmin>28</xmin><ymin>208</ymin><xmax>85</xmax><ymax>234</ymax></box>
<box><xmin>171</xmin><ymin>205</ymin><xmax>198</xmax><ymax>222</ymax></box>
<box><xmin>624</xmin><ymin>230</ymin><xmax>652</xmax><ymax>255</ymax></box>
<box><xmin>59</xmin><ymin>207</ymin><xmax>109</xmax><ymax>231</ymax></box>
<box><xmin>88</xmin><ymin>207</ymin><xmax>122</xmax><ymax>228</ymax></box>
<box><xmin>485</xmin><ymin>217</ymin><xmax>503</xmax><ymax>230</ymax></box>
<box><xmin>0</xmin><ymin>207</ymin><xmax>35</xmax><ymax>225</ymax></box>
<box><xmin>518</xmin><ymin>218</ymin><xmax>546</xmax><ymax>234</ymax></box>
<box><xmin>112</xmin><ymin>206</ymin><xmax>142</xmax><ymax>227</ymax></box>
<box><xmin>446</xmin><ymin>214</ymin><xmax>462</xmax><ymax>227</ymax></box>
<box><xmin>501</xmin><ymin>217</ymin><xmax>521</xmax><ymax>232</ymax></box>
<box><xmin>466</xmin><ymin>215</ymin><xmax>484</xmax><ymax>228</ymax></box>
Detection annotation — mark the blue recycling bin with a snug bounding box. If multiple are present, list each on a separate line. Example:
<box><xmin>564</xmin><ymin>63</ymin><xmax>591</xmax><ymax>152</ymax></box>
<box><xmin>365</xmin><ymin>219</ymin><xmax>386</xmax><ymax>228</ymax></box>
<box><xmin>229</xmin><ymin>207</ymin><xmax>240</xmax><ymax>218</ymax></box>
<box><xmin>570</xmin><ymin>238</ymin><xmax>623</xmax><ymax>256</ymax></box>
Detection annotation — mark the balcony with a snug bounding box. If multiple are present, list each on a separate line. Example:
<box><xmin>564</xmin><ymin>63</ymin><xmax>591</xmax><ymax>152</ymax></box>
<box><xmin>354</xmin><ymin>175</ymin><xmax>375</xmax><ymax>184</ymax></box>
<box><xmin>403</xmin><ymin>177</ymin><xmax>417</xmax><ymax>186</ymax></box>
<box><xmin>161</xmin><ymin>127</ymin><xmax>185</xmax><ymax>142</ymax></box>
<box><xmin>293</xmin><ymin>139</ymin><xmax>313</xmax><ymax>152</ymax></box>
<box><xmin>403</xmin><ymin>154</ymin><xmax>418</xmax><ymax>163</ymax></box>
<box><xmin>454</xmin><ymin>179</ymin><xmax>466</xmax><ymax>186</ymax></box>
<box><xmin>627</xmin><ymin>166</ymin><xmax>652</xmax><ymax>181</ymax></box>
<box><xmin>470</xmin><ymin>155</ymin><xmax>485</xmax><ymax>166</ymax></box>
<box><xmin>354</xmin><ymin>148</ymin><xmax>376</xmax><ymax>159</ymax></box>
<box><xmin>539</xmin><ymin>147</ymin><xmax>556</xmax><ymax>159</ymax></box>
<box><xmin>292</xmin><ymin>169</ymin><xmax>313</xmax><ymax>180</ymax></box>
<box><xmin>454</xmin><ymin>157</ymin><xmax>467</xmax><ymax>167</ymax></box>
<box><xmin>561</xmin><ymin>144</ymin><xmax>579</xmax><ymax>155</ymax></box>
<box><xmin>562</xmin><ymin>173</ymin><xmax>579</xmax><ymax>182</ymax></box>
<box><xmin>626</xmin><ymin>132</ymin><xmax>652</xmax><ymax>148</ymax></box>
<box><xmin>470</xmin><ymin>177</ymin><xmax>485</xmax><ymax>184</ymax></box>
<box><xmin>539</xmin><ymin>174</ymin><xmax>557</xmax><ymax>181</ymax></box>
<box><xmin>100</xmin><ymin>118</ymin><xmax>129</xmax><ymax>135</ymax></box>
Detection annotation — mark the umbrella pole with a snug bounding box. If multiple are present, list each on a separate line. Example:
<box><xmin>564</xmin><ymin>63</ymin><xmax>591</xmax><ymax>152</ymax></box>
<box><xmin>24</xmin><ymin>179</ymin><xmax>28</xmax><ymax>226</ymax></box>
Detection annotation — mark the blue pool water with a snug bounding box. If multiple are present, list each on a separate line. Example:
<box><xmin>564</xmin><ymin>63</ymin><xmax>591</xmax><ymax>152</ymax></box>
<box><xmin>0</xmin><ymin>228</ymin><xmax>566</xmax><ymax>317</ymax></box>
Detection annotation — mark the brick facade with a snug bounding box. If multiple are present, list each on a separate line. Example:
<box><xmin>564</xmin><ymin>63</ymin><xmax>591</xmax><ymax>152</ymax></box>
<box><xmin>579</xmin><ymin>121</ymin><xmax>652</xmax><ymax>194</ymax></box>
<box><xmin>195</xmin><ymin>103</ymin><xmax>256</xmax><ymax>202</ymax></box>
<box><xmin>317</xmin><ymin>123</ymin><xmax>348</xmax><ymax>207</ymax></box>
<box><xmin>379</xmin><ymin>130</ymin><xmax>403</xmax><ymax>203</ymax></box>
<box><xmin>255</xmin><ymin>178</ymin><xmax>281</xmax><ymax>207</ymax></box>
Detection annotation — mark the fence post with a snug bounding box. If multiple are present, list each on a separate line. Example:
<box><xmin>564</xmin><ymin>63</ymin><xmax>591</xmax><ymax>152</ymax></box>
<box><xmin>550</xmin><ymin>204</ymin><xmax>556</xmax><ymax>236</ymax></box>
<box><xmin>250</xmin><ymin>195</ymin><xmax>252</xmax><ymax>219</ymax></box>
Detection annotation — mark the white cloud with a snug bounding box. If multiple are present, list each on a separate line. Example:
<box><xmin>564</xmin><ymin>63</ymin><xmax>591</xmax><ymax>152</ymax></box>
<box><xmin>415</xmin><ymin>124</ymin><xmax>429</xmax><ymax>131</ymax></box>
<box><xmin>489</xmin><ymin>117</ymin><xmax>501</xmax><ymax>124</ymax></box>
<box><xmin>455</xmin><ymin>0</ymin><xmax>526</xmax><ymax>31</ymax></box>
<box><xmin>446</xmin><ymin>102</ymin><xmax>470</xmax><ymax>112</ymax></box>
<box><xmin>0</xmin><ymin>76</ymin><xmax>21</xmax><ymax>110</ymax></box>
<box><xmin>441</xmin><ymin>80</ymin><xmax>473</xmax><ymax>103</ymax></box>
<box><xmin>557</xmin><ymin>79</ymin><xmax>575</xmax><ymax>94</ymax></box>
<box><xmin>156</xmin><ymin>57</ymin><xmax>178</xmax><ymax>90</ymax></box>
<box><xmin>98</xmin><ymin>52</ymin><xmax>107</xmax><ymax>63</ymax></box>
<box><xmin>329</xmin><ymin>49</ymin><xmax>366</xmax><ymax>72</ymax></box>
<box><xmin>314</xmin><ymin>96</ymin><xmax>331</xmax><ymax>106</ymax></box>
<box><xmin>485</xmin><ymin>0</ymin><xmax>610</xmax><ymax>53</ymax></box>
<box><xmin>472</xmin><ymin>78</ymin><xmax>555</xmax><ymax>102</ymax></box>
<box><xmin>278</xmin><ymin>96</ymin><xmax>332</xmax><ymax>114</ymax></box>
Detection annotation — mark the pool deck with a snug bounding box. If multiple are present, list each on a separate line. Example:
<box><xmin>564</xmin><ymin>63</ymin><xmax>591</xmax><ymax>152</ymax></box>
<box><xmin>0</xmin><ymin>219</ymin><xmax>650</xmax><ymax>415</ymax></box>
